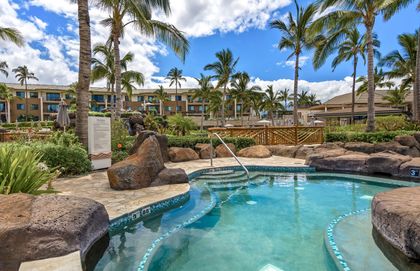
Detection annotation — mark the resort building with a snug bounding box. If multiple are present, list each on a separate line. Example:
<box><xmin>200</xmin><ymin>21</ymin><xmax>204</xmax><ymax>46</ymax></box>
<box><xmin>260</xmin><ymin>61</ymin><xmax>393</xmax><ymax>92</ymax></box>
<box><xmin>0</xmin><ymin>83</ymin><xmax>250</xmax><ymax>123</ymax></box>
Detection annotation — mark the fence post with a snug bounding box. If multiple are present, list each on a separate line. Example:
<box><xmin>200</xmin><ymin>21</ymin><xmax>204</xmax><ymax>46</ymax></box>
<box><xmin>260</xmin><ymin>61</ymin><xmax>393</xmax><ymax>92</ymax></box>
<box><xmin>265</xmin><ymin>126</ymin><xmax>268</xmax><ymax>145</ymax></box>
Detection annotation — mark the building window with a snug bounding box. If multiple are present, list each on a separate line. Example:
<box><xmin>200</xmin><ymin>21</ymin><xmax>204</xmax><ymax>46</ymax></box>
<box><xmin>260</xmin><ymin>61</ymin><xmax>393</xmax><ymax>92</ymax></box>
<box><xmin>148</xmin><ymin>96</ymin><xmax>154</xmax><ymax>102</ymax></box>
<box><xmin>0</xmin><ymin>102</ymin><xmax>5</xmax><ymax>112</ymax></box>
<box><xmin>176</xmin><ymin>95</ymin><xmax>182</xmax><ymax>101</ymax></box>
<box><xmin>125</xmin><ymin>96</ymin><xmax>130</xmax><ymax>102</ymax></box>
<box><xmin>176</xmin><ymin>106</ymin><xmax>182</xmax><ymax>112</ymax></box>
<box><xmin>91</xmin><ymin>105</ymin><xmax>105</xmax><ymax>112</ymax></box>
<box><xmin>17</xmin><ymin>104</ymin><xmax>25</xmax><ymax>110</ymax></box>
<box><xmin>30</xmin><ymin>104</ymin><xmax>39</xmax><ymax>110</ymax></box>
<box><xmin>92</xmin><ymin>95</ymin><xmax>105</xmax><ymax>103</ymax></box>
<box><xmin>199</xmin><ymin>106</ymin><xmax>204</xmax><ymax>112</ymax></box>
<box><xmin>16</xmin><ymin>91</ymin><xmax>25</xmax><ymax>98</ymax></box>
<box><xmin>29</xmin><ymin>92</ymin><xmax>38</xmax><ymax>98</ymax></box>
<box><xmin>165</xmin><ymin>106</ymin><xmax>172</xmax><ymax>112</ymax></box>
<box><xmin>47</xmin><ymin>104</ymin><xmax>58</xmax><ymax>113</ymax></box>
<box><xmin>65</xmin><ymin>94</ymin><xmax>73</xmax><ymax>100</ymax></box>
<box><xmin>137</xmin><ymin>96</ymin><xmax>144</xmax><ymax>102</ymax></box>
<box><xmin>198</xmin><ymin>98</ymin><xmax>203</xmax><ymax>103</ymax></box>
<box><xmin>188</xmin><ymin>105</ymin><xmax>194</xmax><ymax>111</ymax></box>
<box><xmin>237</xmin><ymin>105</ymin><xmax>241</xmax><ymax>111</ymax></box>
<box><xmin>107</xmin><ymin>95</ymin><xmax>116</xmax><ymax>103</ymax></box>
<box><xmin>188</xmin><ymin>95</ymin><xmax>193</xmax><ymax>102</ymax></box>
<box><xmin>46</xmin><ymin>93</ymin><xmax>61</xmax><ymax>101</ymax></box>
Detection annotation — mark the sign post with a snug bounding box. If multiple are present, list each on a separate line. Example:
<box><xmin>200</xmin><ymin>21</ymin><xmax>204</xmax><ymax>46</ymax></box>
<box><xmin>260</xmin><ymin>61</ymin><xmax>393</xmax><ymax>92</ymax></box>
<box><xmin>88</xmin><ymin>116</ymin><xmax>112</xmax><ymax>170</ymax></box>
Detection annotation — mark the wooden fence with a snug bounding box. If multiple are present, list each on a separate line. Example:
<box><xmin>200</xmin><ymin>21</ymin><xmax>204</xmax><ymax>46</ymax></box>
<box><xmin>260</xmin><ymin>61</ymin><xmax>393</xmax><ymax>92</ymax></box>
<box><xmin>208</xmin><ymin>126</ymin><xmax>324</xmax><ymax>145</ymax></box>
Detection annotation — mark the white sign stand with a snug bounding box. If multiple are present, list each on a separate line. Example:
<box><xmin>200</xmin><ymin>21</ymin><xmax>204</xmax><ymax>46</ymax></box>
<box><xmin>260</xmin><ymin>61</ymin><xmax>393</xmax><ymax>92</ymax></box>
<box><xmin>88</xmin><ymin>116</ymin><xmax>112</xmax><ymax>170</ymax></box>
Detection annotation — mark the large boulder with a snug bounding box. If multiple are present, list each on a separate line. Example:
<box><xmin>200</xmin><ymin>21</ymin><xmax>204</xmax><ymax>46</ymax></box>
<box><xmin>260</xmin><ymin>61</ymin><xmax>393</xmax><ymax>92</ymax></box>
<box><xmin>238</xmin><ymin>145</ymin><xmax>271</xmax><ymax>158</ymax></box>
<box><xmin>366</xmin><ymin>151</ymin><xmax>412</xmax><ymax>176</ymax></box>
<box><xmin>150</xmin><ymin>168</ymin><xmax>189</xmax><ymax>187</ymax></box>
<box><xmin>168</xmin><ymin>147</ymin><xmax>199</xmax><ymax>162</ymax></box>
<box><xmin>0</xmin><ymin>194</ymin><xmax>109</xmax><ymax>270</ymax></box>
<box><xmin>374</xmin><ymin>141</ymin><xmax>411</xmax><ymax>156</ymax></box>
<box><xmin>267</xmin><ymin>145</ymin><xmax>300</xmax><ymax>158</ymax></box>
<box><xmin>372</xmin><ymin>187</ymin><xmax>420</xmax><ymax>260</ymax></box>
<box><xmin>129</xmin><ymin>130</ymin><xmax>169</xmax><ymax>162</ymax></box>
<box><xmin>398</xmin><ymin>157</ymin><xmax>420</xmax><ymax>178</ymax></box>
<box><xmin>395</xmin><ymin>135</ymin><xmax>420</xmax><ymax>149</ymax></box>
<box><xmin>108</xmin><ymin>136</ymin><xmax>165</xmax><ymax>190</ymax></box>
<box><xmin>344</xmin><ymin>142</ymin><xmax>376</xmax><ymax>154</ymax></box>
<box><xmin>306</xmin><ymin>152</ymin><xmax>369</xmax><ymax>172</ymax></box>
<box><xmin>215</xmin><ymin>143</ymin><xmax>236</xmax><ymax>158</ymax></box>
<box><xmin>195</xmin><ymin>143</ymin><xmax>214</xmax><ymax>159</ymax></box>
<box><xmin>295</xmin><ymin>145</ymin><xmax>318</xmax><ymax>159</ymax></box>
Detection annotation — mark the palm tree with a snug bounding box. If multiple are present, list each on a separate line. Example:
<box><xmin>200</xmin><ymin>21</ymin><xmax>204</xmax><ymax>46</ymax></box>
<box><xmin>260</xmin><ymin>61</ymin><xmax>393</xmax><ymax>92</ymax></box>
<box><xmin>307</xmin><ymin>94</ymin><xmax>321</xmax><ymax>106</ymax></box>
<box><xmin>0</xmin><ymin>62</ymin><xmax>9</xmax><ymax>77</ymax></box>
<box><xmin>357</xmin><ymin>67</ymin><xmax>395</xmax><ymax>95</ymax></box>
<box><xmin>204</xmin><ymin>48</ymin><xmax>239</xmax><ymax>126</ymax></box>
<box><xmin>230</xmin><ymin>72</ymin><xmax>261</xmax><ymax>126</ymax></box>
<box><xmin>383</xmin><ymin>86</ymin><xmax>410</xmax><ymax>108</ymax></box>
<box><xmin>166</xmin><ymin>68</ymin><xmax>186</xmax><ymax>114</ymax></box>
<box><xmin>154</xmin><ymin>85</ymin><xmax>169</xmax><ymax>116</ymax></box>
<box><xmin>315</xmin><ymin>0</ymin><xmax>415</xmax><ymax>131</ymax></box>
<box><xmin>192</xmin><ymin>74</ymin><xmax>214</xmax><ymax>131</ymax></box>
<box><xmin>271</xmin><ymin>0</ymin><xmax>320</xmax><ymax>127</ymax></box>
<box><xmin>250</xmin><ymin>92</ymin><xmax>264</xmax><ymax>119</ymax></box>
<box><xmin>12</xmin><ymin>65</ymin><xmax>38</xmax><ymax>121</ymax></box>
<box><xmin>97</xmin><ymin>0</ymin><xmax>189</xmax><ymax>118</ymax></box>
<box><xmin>380</xmin><ymin>31</ymin><xmax>418</xmax><ymax>118</ymax></box>
<box><xmin>278</xmin><ymin>88</ymin><xmax>292</xmax><ymax>111</ymax></box>
<box><xmin>314</xmin><ymin>27</ymin><xmax>380</xmax><ymax>124</ymax></box>
<box><xmin>296</xmin><ymin>90</ymin><xmax>310</xmax><ymax>106</ymax></box>
<box><xmin>263</xmin><ymin>85</ymin><xmax>284</xmax><ymax>125</ymax></box>
<box><xmin>0</xmin><ymin>83</ymin><xmax>13</xmax><ymax>123</ymax></box>
<box><xmin>208</xmin><ymin>90</ymin><xmax>223</xmax><ymax>126</ymax></box>
<box><xmin>0</xmin><ymin>27</ymin><xmax>24</xmax><ymax>46</ymax></box>
<box><xmin>122</xmin><ymin>71</ymin><xmax>144</xmax><ymax>101</ymax></box>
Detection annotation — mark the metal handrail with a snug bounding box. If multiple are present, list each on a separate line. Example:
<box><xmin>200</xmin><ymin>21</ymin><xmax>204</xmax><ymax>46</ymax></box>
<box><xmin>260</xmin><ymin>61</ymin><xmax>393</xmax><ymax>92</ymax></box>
<box><xmin>210</xmin><ymin>132</ymin><xmax>250</xmax><ymax>180</ymax></box>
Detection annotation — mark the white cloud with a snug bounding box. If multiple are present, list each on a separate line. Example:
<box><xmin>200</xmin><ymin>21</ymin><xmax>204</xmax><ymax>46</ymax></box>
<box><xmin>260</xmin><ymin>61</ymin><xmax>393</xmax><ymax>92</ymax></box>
<box><xmin>279</xmin><ymin>56</ymin><xmax>310</xmax><ymax>68</ymax></box>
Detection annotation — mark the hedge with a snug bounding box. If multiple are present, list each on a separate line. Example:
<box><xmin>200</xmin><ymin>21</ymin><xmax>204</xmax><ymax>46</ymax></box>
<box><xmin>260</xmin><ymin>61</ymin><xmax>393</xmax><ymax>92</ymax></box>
<box><xmin>325</xmin><ymin>130</ymin><xmax>418</xmax><ymax>143</ymax></box>
<box><xmin>0</xmin><ymin>121</ymin><xmax>54</xmax><ymax>129</ymax></box>
<box><xmin>167</xmin><ymin>135</ymin><xmax>255</xmax><ymax>150</ymax></box>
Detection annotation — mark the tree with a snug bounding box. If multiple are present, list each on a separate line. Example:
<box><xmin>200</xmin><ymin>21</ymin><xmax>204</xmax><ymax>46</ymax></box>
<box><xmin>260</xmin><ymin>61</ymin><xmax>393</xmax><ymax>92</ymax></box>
<box><xmin>315</xmin><ymin>0</ymin><xmax>415</xmax><ymax>131</ymax></box>
<box><xmin>98</xmin><ymin>0</ymin><xmax>189</xmax><ymax>118</ymax></box>
<box><xmin>12</xmin><ymin>65</ymin><xmax>38</xmax><ymax>121</ymax></box>
<box><xmin>154</xmin><ymin>85</ymin><xmax>169</xmax><ymax>116</ymax></box>
<box><xmin>314</xmin><ymin>27</ymin><xmax>380</xmax><ymax>124</ymax></box>
<box><xmin>0</xmin><ymin>83</ymin><xmax>13</xmax><ymax>123</ymax></box>
<box><xmin>357</xmin><ymin>67</ymin><xmax>395</xmax><ymax>95</ymax></box>
<box><xmin>307</xmin><ymin>94</ymin><xmax>321</xmax><ymax>106</ymax></box>
<box><xmin>383</xmin><ymin>86</ymin><xmax>410</xmax><ymax>108</ymax></box>
<box><xmin>75</xmin><ymin>0</ymin><xmax>91</xmax><ymax>147</ymax></box>
<box><xmin>278</xmin><ymin>88</ymin><xmax>292</xmax><ymax>111</ymax></box>
<box><xmin>166</xmin><ymin>68</ymin><xmax>186</xmax><ymax>114</ymax></box>
<box><xmin>380</xmin><ymin>31</ymin><xmax>418</xmax><ymax>118</ymax></box>
<box><xmin>271</xmin><ymin>0</ymin><xmax>320</xmax><ymax>126</ymax></box>
<box><xmin>250</xmin><ymin>92</ymin><xmax>264</xmax><ymax>119</ymax></box>
<box><xmin>263</xmin><ymin>85</ymin><xmax>284</xmax><ymax>125</ymax></box>
<box><xmin>230</xmin><ymin>72</ymin><xmax>261</xmax><ymax>126</ymax></box>
<box><xmin>0</xmin><ymin>62</ymin><xmax>9</xmax><ymax>77</ymax></box>
<box><xmin>0</xmin><ymin>27</ymin><xmax>24</xmax><ymax>46</ymax></box>
<box><xmin>204</xmin><ymin>48</ymin><xmax>239</xmax><ymax>126</ymax></box>
<box><xmin>208</xmin><ymin>90</ymin><xmax>223</xmax><ymax>126</ymax></box>
<box><xmin>193</xmin><ymin>74</ymin><xmax>213</xmax><ymax>131</ymax></box>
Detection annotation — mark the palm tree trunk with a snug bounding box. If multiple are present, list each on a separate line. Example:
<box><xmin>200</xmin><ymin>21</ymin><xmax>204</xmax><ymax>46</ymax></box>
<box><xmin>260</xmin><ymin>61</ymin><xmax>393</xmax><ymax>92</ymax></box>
<box><xmin>76</xmin><ymin>0</ymin><xmax>91</xmax><ymax>148</ymax></box>
<box><xmin>160</xmin><ymin>101</ymin><xmax>163</xmax><ymax>116</ymax></box>
<box><xmin>240</xmin><ymin>102</ymin><xmax>244</xmax><ymax>127</ymax></box>
<box><xmin>221</xmin><ymin>84</ymin><xmax>226</xmax><ymax>126</ymax></box>
<box><xmin>111</xmin><ymin>82</ymin><xmax>115</xmax><ymax>120</ymax></box>
<box><xmin>366</xmin><ymin>24</ymin><xmax>375</xmax><ymax>132</ymax></box>
<box><xmin>351</xmin><ymin>56</ymin><xmax>358</xmax><ymax>125</ymax></box>
<box><xmin>271</xmin><ymin>110</ymin><xmax>274</xmax><ymax>125</ymax></box>
<box><xmin>24</xmin><ymin>79</ymin><xmax>28</xmax><ymax>121</ymax></box>
<box><xmin>415</xmin><ymin>28</ymin><xmax>420</xmax><ymax>122</ymax></box>
<box><xmin>200</xmin><ymin>100</ymin><xmax>204</xmax><ymax>131</ymax></box>
<box><xmin>293</xmin><ymin>53</ymin><xmax>300</xmax><ymax>126</ymax></box>
<box><xmin>113</xmin><ymin>24</ymin><xmax>122</xmax><ymax>119</ymax></box>
<box><xmin>175</xmin><ymin>81</ymin><xmax>179</xmax><ymax>114</ymax></box>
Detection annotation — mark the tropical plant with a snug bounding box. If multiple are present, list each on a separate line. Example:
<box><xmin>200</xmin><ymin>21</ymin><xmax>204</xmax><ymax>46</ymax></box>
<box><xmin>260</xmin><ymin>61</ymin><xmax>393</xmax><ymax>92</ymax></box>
<box><xmin>383</xmin><ymin>86</ymin><xmax>410</xmax><ymax>107</ymax></box>
<box><xmin>307</xmin><ymin>93</ymin><xmax>322</xmax><ymax>106</ymax></box>
<box><xmin>271</xmin><ymin>0</ymin><xmax>321</xmax><ymax>126</ymax></box>
<box><xmin>166</xmin><ymin>68</ymin><xmax>186</xmax><ymax>114</ymax></box>
<box><xmin>314</xmin><ymin>27</ymin><xmax>380</xmax><ymax>124</ymax></box>
<box><xmin>0</xmin><ymin>145</ymin><xmax>58</xmax><ymax>195</ymax></box>
<box><xmin>0</xmin><ymin>83</ymin><xmax>12</xmax><ymax>123</ymax></box>
<box><xmin>204</xmin><ymin>48</ymin><xmax>239</xmax><ymax>126</ymax></box>
<box><xmin>356</xmin><ymin>67</ymin><xmax>395</xmax><ymax>95</ymax></box>
<box><xmin>208</xmin><ymin>90</ymin><xmax>223</xmax><ymax>126</ymax></box>
<box><xmin>314</xmin><ymin>0</ymin><xmax>415</xmax><ymax>131</ymax></box>
<box><xmin>168</xmin><ymin>114</ymin><xmax>196</xmax><ymax>136</ymax></box>
<box><xmin>0</xmin><ymin>62</ymin><xmax>9</xmax><ymax>77</ymax></box>
<box><xmin>97</xmin><ymin>0</ymin><xmax>189</xmax><ymax>118</ymax></box>
<box><xmin>230</xmin><ymin>72</ymin><xmax>261</xmax><ymax>126</ymax></box>
<box><xmin>249</xmin><ymin>92</ymin><xmax>264</xmax><ymax>119</ymax></box>
<box><xmin>12</xmin><ymin>65</ymin><xmax>39</xmax><ymax>121</ymax></box>
<box><xmin>193</xmin><ymin>74</ymin><xmax>213</xmax><ymax>130</ymax></box>
<box><xmin>154</xmin><ymin>85</ymin><xmax>169</xmax><ymax>116</ymax></box>
<box><xmin>0</xmin><ymin>26</ymin><xmax>24</xmax><ymax>46</ymax></box>
<box><xmin>380</xmin><ymin>31</ymin><xmax>418</xmax><ymax>117</ymax></box>
<box><xmin>278</xmin><ymin>88</ymin><xmax>292</xmax><ymax>111</ymax></box>
<box><xmin>262</xmin><ymin>85</ymin><xmax>283</xmax><ymax>125</ymax></box>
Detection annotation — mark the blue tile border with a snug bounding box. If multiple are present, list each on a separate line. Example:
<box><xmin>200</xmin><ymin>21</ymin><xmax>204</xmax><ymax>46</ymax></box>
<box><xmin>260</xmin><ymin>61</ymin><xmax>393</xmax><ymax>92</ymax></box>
<box><xmin>324</xmin><ymin>208</ymin><xmax>370</xmax><ymax>271</ymax></box>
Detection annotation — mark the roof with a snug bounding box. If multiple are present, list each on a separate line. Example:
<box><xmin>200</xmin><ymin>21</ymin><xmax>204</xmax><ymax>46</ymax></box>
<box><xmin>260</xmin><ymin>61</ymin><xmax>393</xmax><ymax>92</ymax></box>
<box><xmin>313</xmin><ymin>106</ymin><xmax>404</xmax><ymax>118</ymax></box>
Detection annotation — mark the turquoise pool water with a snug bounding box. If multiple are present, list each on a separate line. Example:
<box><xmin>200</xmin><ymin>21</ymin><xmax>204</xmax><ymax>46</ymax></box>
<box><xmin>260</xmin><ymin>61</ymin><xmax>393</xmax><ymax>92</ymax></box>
<box><xmin>94</xmin><ymin>171</ymin><xmax>413</xmax><ymax>271</ymax></box>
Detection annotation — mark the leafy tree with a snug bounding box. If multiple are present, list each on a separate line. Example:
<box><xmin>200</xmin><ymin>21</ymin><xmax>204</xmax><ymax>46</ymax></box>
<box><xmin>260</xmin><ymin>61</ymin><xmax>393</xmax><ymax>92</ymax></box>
<box><xmin>208</xmin><ymin>90</ymin><xmax>223</xmax><ymax>126</ymax></box>
<box><xmin>12</xmin><ymin>65</ymin><xmax>38</xmax><ymax>121</ymax></box>
<box><xmin>168</xmin><ymin>114</ymin><xmax>196</xmax><ymax>136</ymax></box>
<box><xmin>166</xmin><ymin>68</ymin><xmax>186</xmax><ymax>114</ymax></box>
<box><xmin>192</xmin><ymin>74</ymin><xmax>213</xmax><ymax>131</ymax></box>
<box><xmin>0</xmin><ymin>62</ymin><xmax>9</xmax><ymax>78</ymax></box>
<box><xmin>383</xmin><ymin>86</ymin><xmax>410</xmax><ymax>107</ymax></box>
<box><xmin>204</xmin><ymin>48</ymin><xmax>239</xmax><ymax>126</ymax></box>
<box><xmin>278</xmin><ymin>88</ymin><xmax>292</xmax><ymax>111</ymax></box>
<box><xmin>263</xmin><ymin>85</ymin><xmax>284</xmax><ymax>125</ymax></box>
<box><xmin>154</xmin><ymin>85</ymin><xmax>169</xmax><ymax>116</ymax></box>
<box><xmin>0</xmin><ymin>83</ymin><xmax>13</xmax><ymax>123</ymax></box>
<box><xmin>357</xmin><ymin>67</ymin><xmax>395</xmax><ymax>95</ymax></box>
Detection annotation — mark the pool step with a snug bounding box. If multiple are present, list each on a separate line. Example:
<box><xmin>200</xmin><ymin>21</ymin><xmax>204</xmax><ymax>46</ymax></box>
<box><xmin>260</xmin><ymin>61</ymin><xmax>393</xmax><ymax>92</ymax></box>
<box><xmin>208</xmin><ymin>182</ymin><xmax>247</xmax><ymax>191</ymax></box>
<box><xmin>196</xmin><ymin>171</ymin><xmax>246</xmax><ymax>180</ymax></box>
<box><xmin>206</xmin><ymin>176</ymin><xmax>249</xmax><ymax>186</ymax></box>
<box><xmin>201</xmin><ymin>170</ymin><xmax>235</xmax><ymax>176</ymax></box>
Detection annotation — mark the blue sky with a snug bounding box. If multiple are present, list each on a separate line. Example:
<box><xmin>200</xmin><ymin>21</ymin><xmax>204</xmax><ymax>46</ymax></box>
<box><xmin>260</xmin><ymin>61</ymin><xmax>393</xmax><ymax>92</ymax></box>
<box><xmin>0</xmin><ymin>0</ymin><xmax>418</xmax><ymax>100</ymax></box>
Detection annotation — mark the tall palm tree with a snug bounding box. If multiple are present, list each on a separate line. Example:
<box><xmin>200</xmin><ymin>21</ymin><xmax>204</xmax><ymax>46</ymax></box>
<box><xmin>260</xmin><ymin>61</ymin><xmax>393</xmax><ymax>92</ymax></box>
<box><xmin>271</xmin><ymin>0</ymin><xmax>320</xmax><ymax>127</ymax></box>
<box><xmin>278</xmin><ymin>88</ymin><xmax>292</xmax><ymax>111</ymax></box>
<box><xmin>192</xmin><ymin>74</ymin><xmax>214</xmax><ymax>131</ymax></box>
<box><xmin>166</xmin><ymin>68</ymin><xmax>186</xmax><ymax>114</ymax></box>
<box><xmin>357</xmin><ymin>67</ymin><xmax>395</xmax><ymax>95</ymax></box>
<box><xmin>0</xmin><ymin>83</ymin><xmax>13</xmax><ymax>123</ymax></box>
<box><xmin>314</xmin><ymin>27</ymin><xmax>380</xmax><ymax>124</ymax></box>
<box><xmin>230</xmin><ymin>72</ymin><xmax>261</xmax><ymax>126</ymax></box>
<box><xmin>204</xmin><ymin>48</ymin><xmax>239</xmax><ymax>126</ymax></box>
<box><xmin>250</xmin><ymin>92</ymin><xmax>264</xmax><ymax>119</ymax></box>
<box><xmin>0</xmin><ymin>27</ymin><xmax>24</xmax><ymax>46</ymax></box>
<box><xmin>315</xmin><ymin>0</ymin><xmax>415</xmax><ymax>131</ymax></box>
<box><xmin>12</xmin><ymin>65</ymin><xmax>38</xmax><ymax>121</ymax></box>
<box><xmin>97</xmin><ymin>0</ymin><xmax>189</xmax><ymax>118</ymax></box>
<box><xmin>208</xmin><ymin>90</ymin><xmax>223</xmax><ymax>126</ymax></box>
<box><xmin>307</xmin><ymin>94</ymin><xmax>321</xmax><ymax>106</ymax></box>
<box><xmin>380</xmin><ymin>31</ymin><xmax>418</xmax><ymax>118</ymax></box>
<box><xmin>383</xmin><ymin>86</ymin><xmax>410</xmax><ymax>108</ymax></box>
<box><xmin>154</xmin><ymin>85</ymin><xmax>169</xmax><ymax>116</ymax></box>
<box><xmin>0</xmin><ymin>62</ymin><xmax>9</xmax><ymax>77</ymax></box>
<box><xmin>122</xmin><ymin>71</ymin><xmax>144</xmax><ymax>101</ymax></box>
<box><xmin>74</xmin><ymin>0</ymin><xmax>91</xmax><ymax>147</ymax></box>
<box><xmin>263</xmin><ymin>85</ymin><xmax>284</xmax><ymax>125</ymax></box>
<box><xmin>296</xmin><ymin>90</ymin><xmax>310</xmax><ymax>106</ymax></box>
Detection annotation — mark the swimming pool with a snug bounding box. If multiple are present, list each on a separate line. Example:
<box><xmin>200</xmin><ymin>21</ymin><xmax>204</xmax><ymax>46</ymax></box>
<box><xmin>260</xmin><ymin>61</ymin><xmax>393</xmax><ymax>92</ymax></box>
<box><xmin>94</xmin><ymin>168</ymin><xmax>417</xmax><ymax>271</ymax></box>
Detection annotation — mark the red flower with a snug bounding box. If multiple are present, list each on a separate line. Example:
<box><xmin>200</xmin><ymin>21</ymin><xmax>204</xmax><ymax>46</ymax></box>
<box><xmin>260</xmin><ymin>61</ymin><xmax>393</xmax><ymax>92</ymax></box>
<box><xmin>117</xmin><ymin>143</ymin><xmax>123</xmax><ymax>149</ymax></box>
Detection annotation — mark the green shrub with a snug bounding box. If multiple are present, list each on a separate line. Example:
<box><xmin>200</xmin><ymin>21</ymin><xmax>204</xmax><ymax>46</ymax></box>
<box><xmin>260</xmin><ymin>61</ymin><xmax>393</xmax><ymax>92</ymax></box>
<box><xmin>89</xmin><ymin>112</ymin><xmax>112</xmax><ymax>117</ymax></box>
<box><xmin>168</xmin><ymin>114</ymin><xmax>196</xmax><ymax>136</ymax></box>
<box><xmin>0</xmin><ymin>121</ymin><xmax>54</xmax><ymax>129</ymax></box>
<box><xmin>326</xmin><ymin>130</ymin><xmax>418</xmax><ymax>143</ymax></box>
<box><xmin>375</xmin><ymin>115</ymin><xmax>414</xmax><ymax>131</ymax></box>
<box><xmin>47</xmin><ymin>131</ymin><xmax>81</xmax><ymax>147</ymax></box>
<box><xmin>167</xmin><ymin>135</ymin><xmax>255</xmax><ymax>150</ymax></box>
<box><xmin>0</xmin><ymin>145</ymin><xmax>59</xmax><ymax>195</ymax></box>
